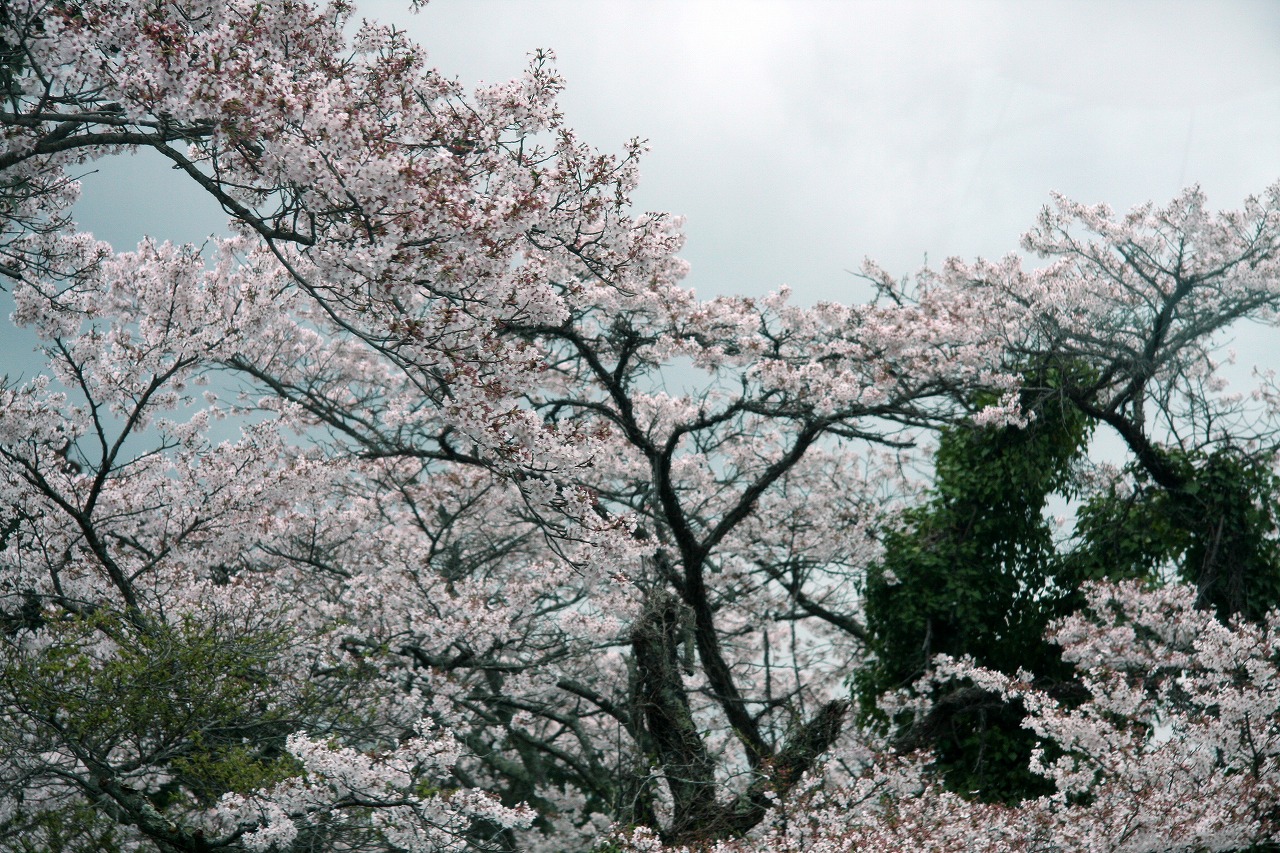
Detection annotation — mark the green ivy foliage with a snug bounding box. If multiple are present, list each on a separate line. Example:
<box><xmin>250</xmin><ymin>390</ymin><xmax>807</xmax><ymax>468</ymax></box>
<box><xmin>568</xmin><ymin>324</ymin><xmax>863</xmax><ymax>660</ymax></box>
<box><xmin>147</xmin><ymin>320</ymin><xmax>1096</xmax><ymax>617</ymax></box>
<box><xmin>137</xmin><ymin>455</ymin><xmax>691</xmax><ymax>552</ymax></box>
<box><xmin>857</xmin><ymin>381</ymin><xmax>1094</xmax><ymax>803</ymax></box>
<box><xmin>1069</xmin><ymin>446</ymin><xmax>1280</xmax><ymax>623</ymax></box>
<box><xmin>858</xmin><ymin>370</ymin><xmax>1280</xmax><ymax>806</ymax></box>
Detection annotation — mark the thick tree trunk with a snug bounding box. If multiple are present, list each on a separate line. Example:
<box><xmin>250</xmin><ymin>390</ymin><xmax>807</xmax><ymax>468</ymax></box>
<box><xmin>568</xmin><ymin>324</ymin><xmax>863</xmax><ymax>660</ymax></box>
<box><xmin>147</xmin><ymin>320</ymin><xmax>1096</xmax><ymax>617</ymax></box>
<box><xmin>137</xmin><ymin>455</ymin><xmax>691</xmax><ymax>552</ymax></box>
<box><xmin>631</xmin><ymin>590</ymin><xmax>719</xmax><ymax>841</ymax></box>
<box><xmin>632</xmin><ymin>590</ymin><xmax>851</xmax><ymax>844</ymax></box>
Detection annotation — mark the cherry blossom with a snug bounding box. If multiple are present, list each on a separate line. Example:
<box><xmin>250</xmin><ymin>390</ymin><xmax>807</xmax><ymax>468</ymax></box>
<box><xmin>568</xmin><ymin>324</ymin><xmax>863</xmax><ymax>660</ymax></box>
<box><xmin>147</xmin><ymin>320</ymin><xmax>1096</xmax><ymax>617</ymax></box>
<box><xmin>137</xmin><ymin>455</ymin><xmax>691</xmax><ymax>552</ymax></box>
<box><xmin>5</xmin><ymin>0</ymin><xmax>1280</xmax><ymax>850</ymax></box>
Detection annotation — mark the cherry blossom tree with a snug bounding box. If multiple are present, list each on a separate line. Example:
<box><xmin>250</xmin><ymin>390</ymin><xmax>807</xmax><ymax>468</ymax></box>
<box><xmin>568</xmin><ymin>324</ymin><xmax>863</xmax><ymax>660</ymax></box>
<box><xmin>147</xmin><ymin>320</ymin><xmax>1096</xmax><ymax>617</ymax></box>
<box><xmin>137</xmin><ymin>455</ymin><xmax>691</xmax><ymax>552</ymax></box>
<box><xmin>854</xmin><ymin>186</ymin><xmax>1280</xmax><ymax>811</ymax></box>
<box><xmin>605</xmin><ymin>580</ymin><xmax>1280</xmax><ymax>853</ymax></box>
<box><xmin>5</xmin><ymin>1</ymin><xmax>1280</xmax><ymax>852</ymax></box>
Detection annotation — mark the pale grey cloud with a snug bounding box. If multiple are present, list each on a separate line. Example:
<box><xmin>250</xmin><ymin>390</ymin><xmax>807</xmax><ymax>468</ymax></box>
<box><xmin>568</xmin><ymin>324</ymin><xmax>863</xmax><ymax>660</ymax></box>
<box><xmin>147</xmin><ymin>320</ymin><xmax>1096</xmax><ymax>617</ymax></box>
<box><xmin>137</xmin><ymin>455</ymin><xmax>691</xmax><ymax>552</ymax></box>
<box><xmin>357</xmin><ymin>0</ymin><xmax>1280</xmax><ymax>304</ymax></box>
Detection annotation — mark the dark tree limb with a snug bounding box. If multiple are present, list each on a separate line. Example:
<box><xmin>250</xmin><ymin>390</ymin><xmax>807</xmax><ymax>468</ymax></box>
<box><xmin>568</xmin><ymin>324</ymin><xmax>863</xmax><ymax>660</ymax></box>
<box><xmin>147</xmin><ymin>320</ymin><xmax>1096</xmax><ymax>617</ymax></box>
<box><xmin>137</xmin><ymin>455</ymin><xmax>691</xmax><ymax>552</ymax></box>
<box><xmin>630</xmin><ymin>590</ymin><xmax>718</xmax><ymax>840</ymax></box>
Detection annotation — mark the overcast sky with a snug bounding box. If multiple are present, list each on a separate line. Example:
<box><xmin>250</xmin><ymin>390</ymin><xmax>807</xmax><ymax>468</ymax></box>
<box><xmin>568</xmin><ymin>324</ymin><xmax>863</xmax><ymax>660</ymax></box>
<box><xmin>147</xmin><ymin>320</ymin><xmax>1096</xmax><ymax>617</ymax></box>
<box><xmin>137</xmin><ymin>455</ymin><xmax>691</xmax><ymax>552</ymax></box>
<box><xmin>16</xmin><ymin>1</ymin><xmax>1280</xmax><ymax>377</ymax></box>
<box><xmin>385</xmin><ymin>0</ymin><xmax>1280</xmax><ymax>302</ymax></box>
